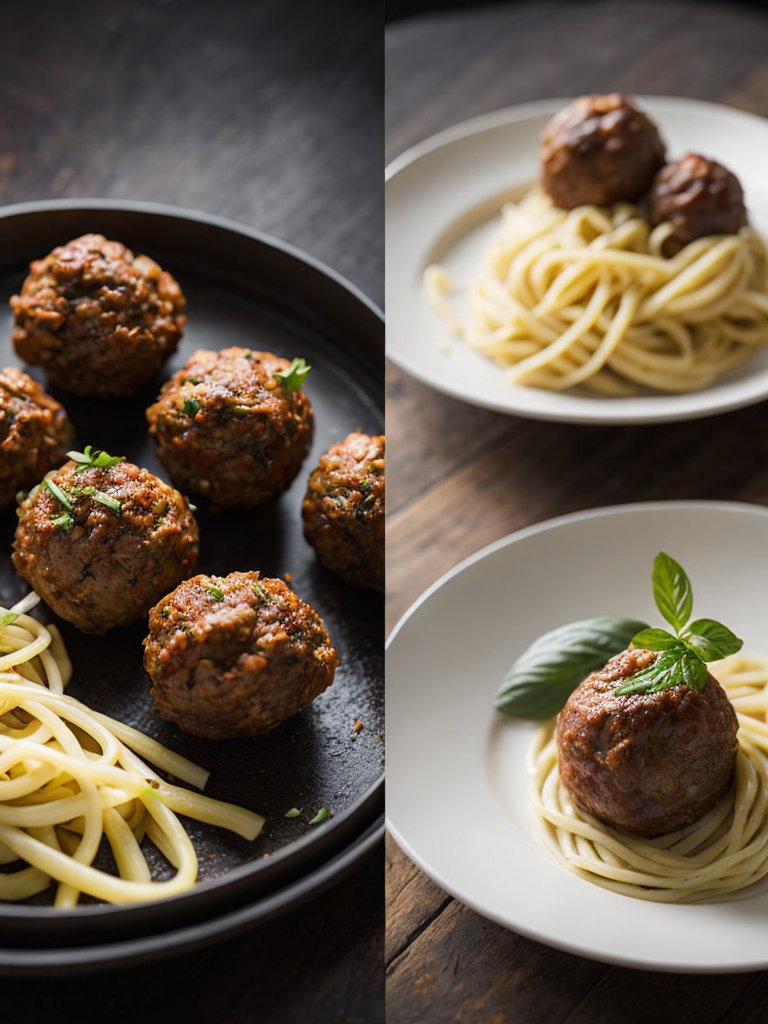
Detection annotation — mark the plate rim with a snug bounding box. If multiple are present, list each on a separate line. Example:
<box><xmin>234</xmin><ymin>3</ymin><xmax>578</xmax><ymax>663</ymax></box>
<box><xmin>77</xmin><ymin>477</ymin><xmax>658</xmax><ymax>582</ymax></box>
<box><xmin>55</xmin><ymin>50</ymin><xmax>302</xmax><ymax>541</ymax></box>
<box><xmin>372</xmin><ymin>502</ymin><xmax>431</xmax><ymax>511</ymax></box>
<box><xmin>386</xmin><ymin>498</ymin><xmax>768</xmax><ymax>972</ymax></box>
<box><xmin>385</xmin><ymin>95</ymin><xmax>768</xmax><ymax>425</ymax></box>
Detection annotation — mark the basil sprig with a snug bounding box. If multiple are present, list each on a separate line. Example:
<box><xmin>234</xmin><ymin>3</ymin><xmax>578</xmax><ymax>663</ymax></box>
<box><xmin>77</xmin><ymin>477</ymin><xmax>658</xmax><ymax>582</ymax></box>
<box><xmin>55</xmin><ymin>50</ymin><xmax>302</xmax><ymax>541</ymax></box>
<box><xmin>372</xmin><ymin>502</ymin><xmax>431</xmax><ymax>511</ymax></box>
<box><xmin>494</xmin><ymin>615</ymin><xmax>648</xmax><ymax>720</ymax></box>
<box><xmin>274</xmin><ymin>357</ymin><xmax>310</xmax><ymax>393</ymax></box>
<box><xmin>615</xmin><ymin>551</ymin><xmax>742</xmax><ymax>696</ymax></box>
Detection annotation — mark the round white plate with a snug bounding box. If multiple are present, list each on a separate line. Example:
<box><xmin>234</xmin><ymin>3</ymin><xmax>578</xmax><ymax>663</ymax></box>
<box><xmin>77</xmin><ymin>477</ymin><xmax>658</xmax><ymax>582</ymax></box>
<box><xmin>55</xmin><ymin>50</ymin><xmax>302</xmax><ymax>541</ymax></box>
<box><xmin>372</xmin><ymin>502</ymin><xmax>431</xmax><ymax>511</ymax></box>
<box><xmin>386</xmin><ymin>97</ymin><xmax>768</xmax><ymax>424</ymax></box>
<box><xmin>386</xmin><ymin>500</ymin><xmax>768</xmax><ymax>972</ymax></box>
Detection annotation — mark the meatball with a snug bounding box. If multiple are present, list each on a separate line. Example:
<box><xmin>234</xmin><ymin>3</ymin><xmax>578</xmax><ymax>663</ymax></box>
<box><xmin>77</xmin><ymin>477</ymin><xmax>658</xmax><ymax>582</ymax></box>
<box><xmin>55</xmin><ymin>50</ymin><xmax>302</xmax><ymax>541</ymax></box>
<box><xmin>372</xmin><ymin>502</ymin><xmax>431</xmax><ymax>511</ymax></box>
<box><xmin>10</xmin><ymin>234</ymin><xmax>186</xmax><ymax>398</ymax></box>
<box><xmin>144</xmin><ymin>571</ymin><xmax>339</xmax><ymax>740</ymax></box>
<box><xmin>555</xmin><ymin>648</ymin><xmax>738</xmax><ymax>837</ymax></box>
<box><xmin>302</xmin><ymin>431</ymin><xmax>385</xmax><ymax>591</ymax></box>
<box><xmin>12</xmin><ymin>454</ymin><xmax>199</xmax><ymax>634</ymax></box>
<box><xmin>146</xmin><ymin>347</ymin><xmax>314</xmax><ymax>508</ymax></box>
<box><xmin>0</xmin><ymin>367</ymin><xmax>73</xmax><ymax>511</ymax></box>
<box><xmin>648</xmin><ymin>152</ymin><xmax>748</xmax><ymax>251</ymax></box>
<box><xmin>540</xmin><ymin>93</ymin><xmax>666</xmax><ymax>209</ymax></box>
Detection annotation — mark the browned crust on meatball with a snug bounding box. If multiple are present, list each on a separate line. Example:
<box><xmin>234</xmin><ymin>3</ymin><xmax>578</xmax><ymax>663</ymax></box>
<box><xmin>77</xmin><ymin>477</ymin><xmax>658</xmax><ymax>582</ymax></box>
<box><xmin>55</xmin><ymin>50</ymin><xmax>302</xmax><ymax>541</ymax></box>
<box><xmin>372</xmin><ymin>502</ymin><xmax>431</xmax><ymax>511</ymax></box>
<box><xmin>648</xmin><ymin>152</ymin><xmax>748</xmax><ymax>251</ymax></box>
<box><xmin>302</xmin><ymin>431</ymin><xmax>384</xmax><ymax>591</ymax></box>
<box><xmin>0</xmin><ymin>367</ymin><xmax>73</xmax><ymax>511</ymax></box>
<box><xmin>10</xmin><ymin>234</ymin><xmax>186</xmax><ymax>398</ymax></box>
<box><xmin>540</xmin><ymin>93</ymin><xmax>666</xmax><ymax>209</ymax></box>
<box><xmin>144</xmin><ymin>571</ymin><xmax>339</xmax><ymax>739</ymax></box>
<box><xmin>555</xmin><ymin>648</ymin><xmax>739</xmax><ymax>837</ymax></box>
<box><xmin>12</xmin><ymin>458</ymin><xmax>199</xmax><ymax>634</ymax></box>
<box><xmin>146</xmin><ymin>347</ymin><xmax>314</xmax><ymax>508</ymax></box>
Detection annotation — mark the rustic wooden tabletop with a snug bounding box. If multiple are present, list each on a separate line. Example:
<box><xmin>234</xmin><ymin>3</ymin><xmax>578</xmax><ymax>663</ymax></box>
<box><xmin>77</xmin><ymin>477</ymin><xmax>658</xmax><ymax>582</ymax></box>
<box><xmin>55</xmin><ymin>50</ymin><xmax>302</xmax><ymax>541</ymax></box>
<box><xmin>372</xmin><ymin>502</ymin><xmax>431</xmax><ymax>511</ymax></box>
<box><xmin>0</xmin><ymin>2</ymin><xmax>383</xmax><ymax>1022</ymax></box>
<box><xmin>386</xmin><ymin>2</ymin><xmax>768</xmax><ymax>1021</ymax></box>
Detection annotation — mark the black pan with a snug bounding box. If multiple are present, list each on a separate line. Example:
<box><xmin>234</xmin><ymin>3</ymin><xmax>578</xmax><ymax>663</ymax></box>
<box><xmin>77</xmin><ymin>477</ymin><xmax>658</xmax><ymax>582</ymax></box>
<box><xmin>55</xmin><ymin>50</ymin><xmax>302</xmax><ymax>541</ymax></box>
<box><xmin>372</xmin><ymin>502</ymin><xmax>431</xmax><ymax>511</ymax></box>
<box><xmin>0</xmin><ymin>200</ymin><xmax>384</xmax><ymax>951</ymax></box>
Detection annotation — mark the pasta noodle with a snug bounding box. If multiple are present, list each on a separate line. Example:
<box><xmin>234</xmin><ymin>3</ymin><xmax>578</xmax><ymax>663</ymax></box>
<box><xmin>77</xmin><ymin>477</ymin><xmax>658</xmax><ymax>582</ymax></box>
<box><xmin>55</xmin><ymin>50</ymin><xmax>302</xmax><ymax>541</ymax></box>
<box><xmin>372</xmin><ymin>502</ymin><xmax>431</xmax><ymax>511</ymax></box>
<box><xmin>426</xmin><ymin>187</ymin><xmax>768</xmax><ymax>394</ymax></box>
<box><xmin>529</xmin><ymin>652</ymin><xmax>768</xmax><ymax>902</ymax></box>
<box><xmin>0</xmin><ymin>593</ymin><xmax>264</xmax><ymax>906</ymax></box>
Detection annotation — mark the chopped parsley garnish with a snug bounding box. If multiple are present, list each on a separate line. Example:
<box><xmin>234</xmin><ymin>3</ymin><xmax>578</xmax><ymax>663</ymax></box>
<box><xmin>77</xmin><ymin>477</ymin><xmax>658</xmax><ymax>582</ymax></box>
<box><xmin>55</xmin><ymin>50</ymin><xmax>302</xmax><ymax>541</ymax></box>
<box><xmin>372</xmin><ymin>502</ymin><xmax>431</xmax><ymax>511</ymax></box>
<box><xmin>68</xmin><ymin>446</ymin><xmax>124</xmax><ymax>472</ymax></box>
<box><xmin>51</xmin><ymin>512</ymin><xmax>75</xmax><ymax>532</ymax></box>
<box><xmin>91</xmin><ymin>490</ymin><xmax>122</xmax><ymax>515</ymax></box>
<box><xmin>284</xmin><ymin>808</ymin><xmax>302</xmax><ymax>819</ymax></box>
<box><xmin>309</xmin><ymin>807</ymin><xmax>330</xmax><ymax>825</ymax></box>
<box><xmin>182</xmin><ymin>397</ymin><xmax>201</xmax><ymax>417</ymax></box>
<box><xmin>252</xmin><ymin>581</ymin><xmax>271</xmax><ymax>604</ymax></box>
<box><xmin>274</xmin><ymin>357</ymin><xmax>310</xmax><ymax>393</ymax></box>
<box><xmin>204</xmin><ymin>583</ymin><xmax>225</xmax><ymax>602</ymax></box>
<box><xmin>44</xmin><ymin>477</ymin><xmax>74</xmax><ymax>512</ymax></box>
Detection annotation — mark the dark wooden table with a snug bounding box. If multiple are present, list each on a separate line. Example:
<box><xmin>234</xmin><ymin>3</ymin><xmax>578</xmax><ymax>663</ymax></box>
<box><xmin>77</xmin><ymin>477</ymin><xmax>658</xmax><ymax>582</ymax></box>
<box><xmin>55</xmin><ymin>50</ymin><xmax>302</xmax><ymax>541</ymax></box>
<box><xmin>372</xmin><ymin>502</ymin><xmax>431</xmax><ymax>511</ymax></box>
<box><xmin>386</xmin><ymin>2</ymin><xmax>768</xmax><ymax>1021</ymax></box>
<box><xmin>0</xmin><ymin>2</ymin><xmax>383</xmax><ymax>1022</ymax></box>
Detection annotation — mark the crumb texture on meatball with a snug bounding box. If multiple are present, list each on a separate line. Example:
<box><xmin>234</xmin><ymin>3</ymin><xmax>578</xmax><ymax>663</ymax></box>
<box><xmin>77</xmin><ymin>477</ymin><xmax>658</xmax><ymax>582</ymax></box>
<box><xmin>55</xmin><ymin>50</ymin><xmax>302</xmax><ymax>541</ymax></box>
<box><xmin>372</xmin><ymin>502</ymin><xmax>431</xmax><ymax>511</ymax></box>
<box><xmin>12</xmin><ymin>457</ymin><xmax>199</xmax><ymax>634</ymax></box>
<box><xmin>540</xmin><ymin>93</ymin><xmax>666</xmax><ymax>209</ymax></box>
<box><xmin>146</xmin><ymin>347</ymin><xmax>314</xmax><ymax>507</ymax></box>
<box><xmin>302</xmin><ymin>431</ymin><xmax>385</xmax><ymax>591</ymax></box>
<box><xmin>0</xmin><ymin>367</ymin><xmax>73</xmax><ymax>510</ymax></box>
<box><xmin>144</xmin><ymin>571</ymin><xmax>339</xmax><ymax>740</ymax></box>
<box><xmin>10</xmin><ymin>234</ymin><xmax>186</xmax><ymax>398</ymax></box>
<box><xmin>555</xmin><ymin>648</ymin><xmax>739</xmax><ymax>837</ymax></box>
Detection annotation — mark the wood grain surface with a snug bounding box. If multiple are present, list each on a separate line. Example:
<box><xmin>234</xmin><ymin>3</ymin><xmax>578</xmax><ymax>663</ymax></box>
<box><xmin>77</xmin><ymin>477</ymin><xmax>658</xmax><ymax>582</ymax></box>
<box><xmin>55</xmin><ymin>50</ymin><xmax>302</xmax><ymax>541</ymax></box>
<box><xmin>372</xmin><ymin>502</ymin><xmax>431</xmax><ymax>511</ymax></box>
<box><xmin>386</xmin><ymin>2</ymin><xmax>768</xmax><ymax>1021</ymax></box>
<box><xmin>0</xmin><ymin>2</ymin><xmax>383</xmax><ymax>1022</ymax></box>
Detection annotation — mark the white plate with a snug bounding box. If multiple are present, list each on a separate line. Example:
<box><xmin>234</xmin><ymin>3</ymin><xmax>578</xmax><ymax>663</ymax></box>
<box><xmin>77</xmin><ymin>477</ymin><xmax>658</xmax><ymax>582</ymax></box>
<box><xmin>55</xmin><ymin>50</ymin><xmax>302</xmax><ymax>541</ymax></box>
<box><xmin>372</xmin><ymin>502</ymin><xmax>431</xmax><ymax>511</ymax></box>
<box><xmin>386</xmin><ymin>97</ymin><xmax>768</xmax><ymax>424</ymax></box>
<box><xmin>386</xmin><ymin>500</ymin><xmax>768</xmax><ymax>972</ymax></box>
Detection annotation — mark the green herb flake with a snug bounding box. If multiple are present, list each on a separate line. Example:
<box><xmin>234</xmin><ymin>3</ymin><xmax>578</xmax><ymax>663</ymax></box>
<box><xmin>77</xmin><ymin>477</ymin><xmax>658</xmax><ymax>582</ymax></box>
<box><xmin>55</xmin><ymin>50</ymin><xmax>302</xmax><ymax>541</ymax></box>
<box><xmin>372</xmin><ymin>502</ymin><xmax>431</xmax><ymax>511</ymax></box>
<box><xmin>92</xmin><ymin>490</ymin><xmax>122</xmax><ymax>515</ymax></box>
<box><xmin>615</xmin><ymin>552</ymin><xmax>743</xmax><ymax>696</ymax></box>
<box><xmin>309</xmin><ymin>807</ymin><xmax>330</xmax><ymax>825</ymax></box>
<box><xmin>182</xmin><ymin>397</ymin><xmax>201</xmax><ymax>417</ymax></box>
<box><xmin>44</xmin><ymin>477</ymin><xmax>74</xmax><ymax>513</ymax></box>
<box><xmin>252</xmin><ymin>581</ymin><xmax>271</xmax><ymax>604</ymax></box>
<box><xmin>0</xmin><ymin>608</ymin><xmax>19</xmax><ymax>628</ymax></box>
<box><xmin>204</xmin><ymin>584</ymin><xmax>225</xmax><ymax>602</ymax></box>
<box><xmin>274</xmin><ymin>357</ymin><xmax>310</xmax><ymax>393</ymax></box>
<box><xmin>68</xmin><ymin>445</ymin><xmax>124</xmax><ymax>473</ymax></box>
<box><xmin>284</xmin><ymin>808</ymin><xmax>302</xmax><ymax>819</ymax></box>
<box><xmin>51</xmin><ymin>512</ymin><xmax>75</xmax><ymax>532</ymax></box>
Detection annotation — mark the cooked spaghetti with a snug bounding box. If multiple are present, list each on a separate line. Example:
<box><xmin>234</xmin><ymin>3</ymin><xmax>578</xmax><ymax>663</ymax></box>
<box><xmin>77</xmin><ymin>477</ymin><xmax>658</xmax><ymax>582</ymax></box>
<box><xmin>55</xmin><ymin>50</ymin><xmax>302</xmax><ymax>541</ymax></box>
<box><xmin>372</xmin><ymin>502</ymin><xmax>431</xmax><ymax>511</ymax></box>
<box><xmin>0</xmin><ymin>593</ymin><xmax>264</xmax><ymax>907</ymax></box>
<box><xmin>425</xmin><ymin>187</ymin><xmax>768</xmax><ymax>395</ymax></box>
<box><xmin>529</xmin><ymin>652</ymin><xmax>768</xmax><ymax>902</ymax></box>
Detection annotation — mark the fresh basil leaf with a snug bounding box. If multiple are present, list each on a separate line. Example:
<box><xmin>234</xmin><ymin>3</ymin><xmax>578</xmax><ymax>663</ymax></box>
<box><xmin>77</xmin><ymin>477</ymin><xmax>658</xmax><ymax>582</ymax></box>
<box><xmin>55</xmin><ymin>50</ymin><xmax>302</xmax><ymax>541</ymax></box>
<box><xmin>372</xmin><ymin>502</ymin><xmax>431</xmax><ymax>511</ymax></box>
<box><xmin>652</xmin><ymin>551</ymin><xmax>693</xmax><ymax>634</ymax></box>
<box><xmin>679</xmin><ymin>649</ymin><xmax>710</xmax><ymax>690</ymax></box>
<box><xmin>494</xmin><ymin>615</ymin><xmax>648</xmax><ymax>720</ymax></box>
<box><xmin>616</xmin><ymin>647</ymin><xmax>684</xmax><ymax>695</ymax></box>
<box><xmin>631</xmin><ymin>627</ymin><xmax>679</xmax><ymax>651</ymax></box>
<box><xmin>684</xmin><ymin>618</ymin><xmax>743</xmax><ymax>662</ymax></box>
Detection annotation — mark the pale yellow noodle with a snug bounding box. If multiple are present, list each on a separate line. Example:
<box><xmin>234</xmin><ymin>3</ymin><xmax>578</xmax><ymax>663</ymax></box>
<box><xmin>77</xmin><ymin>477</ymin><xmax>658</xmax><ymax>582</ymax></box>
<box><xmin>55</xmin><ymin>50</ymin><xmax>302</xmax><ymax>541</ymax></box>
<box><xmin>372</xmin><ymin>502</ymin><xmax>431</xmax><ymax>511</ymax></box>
<box><xmin>427</xmin><ymin>187</ymin><xmax>768</xmax><ymax>394</ymax></box>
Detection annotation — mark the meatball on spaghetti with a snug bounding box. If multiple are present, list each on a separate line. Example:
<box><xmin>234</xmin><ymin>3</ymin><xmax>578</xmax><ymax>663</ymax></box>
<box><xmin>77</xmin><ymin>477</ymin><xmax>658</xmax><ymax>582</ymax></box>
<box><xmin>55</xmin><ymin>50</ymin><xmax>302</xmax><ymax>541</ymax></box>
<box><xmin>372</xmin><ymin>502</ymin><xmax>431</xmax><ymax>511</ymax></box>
<box><xmin>10</xmin><ymin>234</ymin><xmax>185</xmax><ymax>398</ymax></box>
<box><xmin>146</xmin><ymin>347</ymin><xmax>314</xmax><ymax>508</ymax></box>
<box><xmin>540</xmin><ymin>93</ymin><xmax>666</xmax><ymax>209</ymax></box>
<box><xmin>648</xmin><ymin>152</ymin><xmax>748</xmax><ymax>252</ymax></box>
<box><xmin>12</xmin><ymin>450</ymin><xmax>199</xmax><ymax>634</ymax></box>
<box><xmin>0</xmin><ymin>367</ymin><xmax>73</xmax><ymax>511</ymax></box>
<box><xmin>302</xmin><ymin>431</ymin><xmax>385</xmax><ymax>591</ymax></box>
<box><xmin>555</xmin><ymin>648</ymin><xmax>739</xmax><ymax>837</ymax></box>
<box><xmin>144</xmin><ymin>571</ymin><xmax>339</xmax><ymax>740</ymax></box>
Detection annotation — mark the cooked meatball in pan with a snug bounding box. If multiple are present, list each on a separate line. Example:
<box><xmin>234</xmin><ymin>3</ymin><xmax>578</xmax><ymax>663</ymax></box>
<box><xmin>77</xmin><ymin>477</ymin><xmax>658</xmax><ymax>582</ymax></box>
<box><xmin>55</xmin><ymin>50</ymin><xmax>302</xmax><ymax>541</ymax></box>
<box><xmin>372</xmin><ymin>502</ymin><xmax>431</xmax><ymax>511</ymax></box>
<box><xmin>556</xmin><ymin>648</ymin><xmax>738</xmax><ymax>837</ymax></box>
<box><xmin>540</xmin><ymin>93</ymin><xmax>666</xmax><ymax>209</ymax></box>
<box><xmin>648</xmin><ymin>152</ymin><xmax>748</xmax><ymax>252</ymax></box>
<box><xmin>144</xmin><ymin>570</ymin><xmax>339</xmax><ymax>740</ymax></box>
<box><xmin>302</xmin><ymin>431</ymin><xmax>384</xmax><ymax>591</ymax></box>
<box><xmin>10</xmin><ymin>234</ymin><xmax>186</xmax><ymax>398</ymax></box>
<box><xmin>146</xmin><ymin>347</ymin><xmax>314</xmax><ymax>508</ymax></box>
<box><xmin>12</xmin><ymin>451</ymin><xmax>199</xmax><ymax>635</ymax></box>
<box><xmin>0</xmin><ymin>367</ymin><xmax>73</xmax><ymax>511</ymax></box>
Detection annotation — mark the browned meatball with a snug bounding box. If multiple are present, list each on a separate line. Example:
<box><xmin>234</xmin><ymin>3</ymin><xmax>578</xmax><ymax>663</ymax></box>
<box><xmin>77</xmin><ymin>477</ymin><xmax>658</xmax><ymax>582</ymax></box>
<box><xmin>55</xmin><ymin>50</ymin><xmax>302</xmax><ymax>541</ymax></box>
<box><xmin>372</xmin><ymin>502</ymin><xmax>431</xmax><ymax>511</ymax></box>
<box><xmin>540</xmin><ymin>93</ymin><xmax>666</xmax><ymax>209</ymax></box>
<box><xmin>0</xmin><ymin>367</ymin><xmax>74</xmax><ymax>511</ymax></box>
<box><xmin>146</xmin><ymin>347</ymin><xmax>314</xmax><ymax>508</ymax></box>
<box><xmin>555</xmin><ymin>648</ymin><xmax>738</xmax><ymax>837</ymax></box>
<box><xmin>10</xmin><ymin>234</ymin><xmax>186</xmax><ymax>398</ymax></box>
<box><xmin>144</xmin><ymin>571</ymin><xmax>339</xmax><ymax>740</ymax></box>
<box><xmin>302</xmin><ymin>431</ymin><xmax>384</xmax><ymax>591</ymax></box>
<box><xmin>12</xmin><ymin>454</ymin><xmax>199</xmax><ymax>634</ymax></box>
<box><xmin>648</xmin><ymin>152</ymin><xmax>748</xmax><ymax>251</ymax></box>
